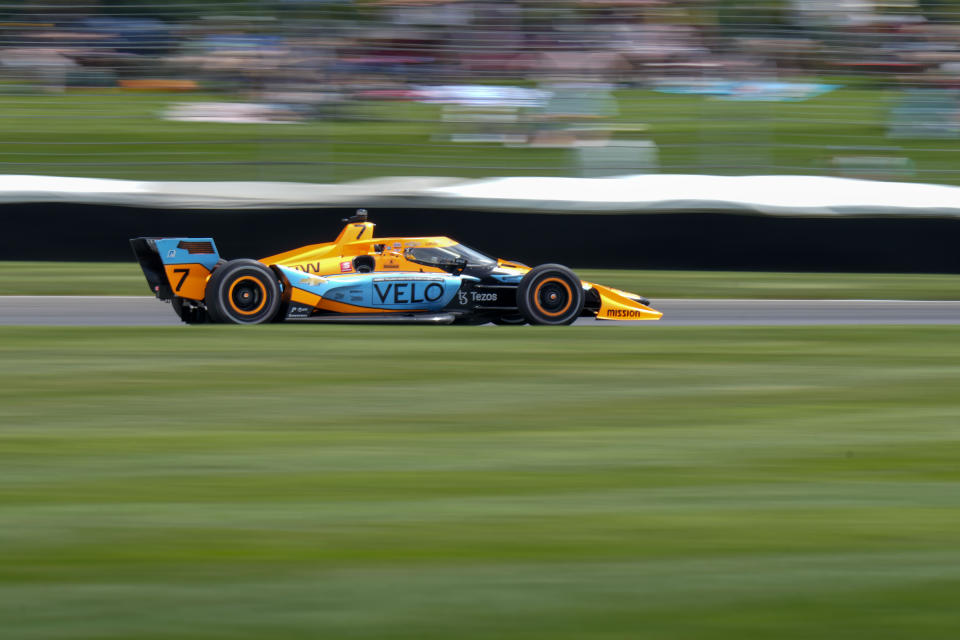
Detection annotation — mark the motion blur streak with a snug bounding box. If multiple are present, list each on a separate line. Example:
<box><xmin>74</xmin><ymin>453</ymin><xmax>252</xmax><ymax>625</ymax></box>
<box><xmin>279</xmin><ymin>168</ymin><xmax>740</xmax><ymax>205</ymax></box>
<box><xmin>4</xmin><ymin>2</ymin><xmax>960</xmax><ymax>639</ymax></box>
<box><xmin>2</xmin><ymin>325</ymin><xmax>960</xmax><ymax>638</ymax></box>
<box><xmin>2</xmin><ymin>1</ymin><xmax>960</xmax><ymax>183</ymax></box>
<box><xmin>7</xmin><ymin>295</ymin><xmax>960</xmax><ymax>326</ymax></box>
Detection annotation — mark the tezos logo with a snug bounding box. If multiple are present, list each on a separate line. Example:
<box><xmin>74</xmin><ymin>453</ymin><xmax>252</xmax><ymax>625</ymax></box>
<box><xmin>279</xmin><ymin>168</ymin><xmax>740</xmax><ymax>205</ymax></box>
<box><xmin>458</xmin><ymin>291</ymin><xmax>498</xmax><ymax>304</ymax></box>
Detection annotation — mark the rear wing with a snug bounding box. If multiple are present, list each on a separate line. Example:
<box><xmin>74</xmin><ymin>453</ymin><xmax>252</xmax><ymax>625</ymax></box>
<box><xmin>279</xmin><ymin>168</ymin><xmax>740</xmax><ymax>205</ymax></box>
<box><xmin>130</xmin><ymin>237</ymin><xmax>220</xmax><ymax>300</ymax></box>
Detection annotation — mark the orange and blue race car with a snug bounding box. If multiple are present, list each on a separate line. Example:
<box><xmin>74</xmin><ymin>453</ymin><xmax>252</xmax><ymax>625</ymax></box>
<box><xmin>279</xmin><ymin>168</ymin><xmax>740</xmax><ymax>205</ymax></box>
<box><xmin>130</xmin><ymin>210</ymin><xmax>662</xmax><ymax>326</ymax></box>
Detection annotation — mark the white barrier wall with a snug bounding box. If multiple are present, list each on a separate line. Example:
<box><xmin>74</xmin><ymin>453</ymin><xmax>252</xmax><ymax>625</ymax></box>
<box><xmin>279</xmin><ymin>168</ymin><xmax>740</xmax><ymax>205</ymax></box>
<box><xmin>4</xmin><ymin>174</ymin><xmax>960</xmax><ymax>217</ymax></box>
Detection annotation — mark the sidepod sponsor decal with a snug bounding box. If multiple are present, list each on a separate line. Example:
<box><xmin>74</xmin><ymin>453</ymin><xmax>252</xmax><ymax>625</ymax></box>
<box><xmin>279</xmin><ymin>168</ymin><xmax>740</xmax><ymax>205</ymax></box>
<box><xmin>456</xmin><ymin>290</ymin><xmax>498</xmax><ymax>305</ymax></box>
<box><xmin>372</xmin><ymin>280</ymin><xmax>445</xmax><ymax>304</ymax></box>
<box><xmin>604</xmin><ymin>309</ymin><xmax>650</xmax><ymax>319</ymax></box>
<box><xmin>286</xmin><ymin>304</ymin><xmax>313</xmax><ymax>319</ymax></box>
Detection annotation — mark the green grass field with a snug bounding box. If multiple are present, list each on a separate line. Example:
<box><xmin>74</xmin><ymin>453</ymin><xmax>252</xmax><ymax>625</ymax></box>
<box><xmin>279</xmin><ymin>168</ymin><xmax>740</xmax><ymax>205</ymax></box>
<box><xmin>0</xmin><ymin>85</ymin><xmax>955</xmax><ymax>183</ymax></box>
<box><xmin>1</xmin><ymin>260</ymin><xmax>958</xmax><ymax>300</ymax></box>
<box><xmin>2</xmin><ymin>325</ymin><xmax>960</xmax><ymax>638</ymax></box>
<box><xmin>5</xmin><ymin>64</ymin><xmax>960</xmax><ymax>640</ymax></box>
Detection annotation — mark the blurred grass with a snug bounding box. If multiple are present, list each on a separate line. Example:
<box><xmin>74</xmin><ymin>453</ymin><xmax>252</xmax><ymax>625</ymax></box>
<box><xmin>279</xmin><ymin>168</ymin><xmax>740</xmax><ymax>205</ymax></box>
<box><xmin>585</xmin><ymin>269</ymin><xmax>960</xmax><ymax>300</ymax></box>
<box><xmin>2</xmin><ymin>260</ymin><xmax>959</xmax><ymax>299</ymax></box>
<box><xmin>0</xmin><ymin>86</ymin><xmax>955</xmax><ymax>183</ymax></box>
<box><xmin>0</xmin><ymin>261</ymin><xmax>148</xmax><ymax>296</ymax></box>
<box><xmin>2</xmin><ymin>324</ymin><xmax>960</xmax><ymax>638</ymax></box>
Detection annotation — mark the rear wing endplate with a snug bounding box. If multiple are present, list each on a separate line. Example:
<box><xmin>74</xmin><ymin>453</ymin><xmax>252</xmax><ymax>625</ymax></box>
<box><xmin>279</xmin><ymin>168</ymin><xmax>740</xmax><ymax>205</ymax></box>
<box><xmin>130</xmin><ymin>237</ymin><xmax>220</xmax><ymax>299</ymax></box>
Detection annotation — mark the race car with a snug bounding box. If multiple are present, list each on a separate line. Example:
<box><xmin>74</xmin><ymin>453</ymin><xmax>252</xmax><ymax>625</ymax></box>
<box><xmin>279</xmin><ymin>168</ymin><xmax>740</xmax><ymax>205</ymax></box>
<box><xmin>130</xmin><ymin>210</ymin><xmax>662</xmax><ymax>325</ymax></box>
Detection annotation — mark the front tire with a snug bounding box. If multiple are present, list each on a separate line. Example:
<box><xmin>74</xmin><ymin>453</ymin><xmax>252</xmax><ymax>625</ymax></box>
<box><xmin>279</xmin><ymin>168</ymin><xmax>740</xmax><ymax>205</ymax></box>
<box><xmin>516</xmin><ymin>264</ymin><xmax>584</xmax><ymax>326</ymax></box>
<box><xmin>205</xmin><ymin>259</ymin><xmax>281</xmax><ymax>324</ymax></box>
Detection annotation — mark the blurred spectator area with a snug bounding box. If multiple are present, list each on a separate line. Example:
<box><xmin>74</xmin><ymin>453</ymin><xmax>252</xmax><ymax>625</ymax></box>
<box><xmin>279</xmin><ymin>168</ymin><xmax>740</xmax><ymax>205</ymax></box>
<box><xmin>3</xmin><ymin>1</ymin><xmax>960</xmax><ymax>184</ymax></box>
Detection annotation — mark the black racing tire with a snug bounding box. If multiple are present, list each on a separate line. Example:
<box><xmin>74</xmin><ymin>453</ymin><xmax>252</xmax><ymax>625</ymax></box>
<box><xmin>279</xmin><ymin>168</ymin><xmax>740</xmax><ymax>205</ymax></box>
<box><xmin>490</xmin><ymin>314</ymin><xmax>527</xmax><ymax>326</ymax></box>
<box><xmin>171</xmin><ymin>297</ymin><xmax>209</xmax><ymax>324</ymax></box>
<box><xmin>516</xmin><ymin>264</ymin><xmax>584</xmax><ymax>326</ymax></box>
<box><xmin>205</xmin><ymin>259</ymin><xmax>281</xmax><ymax>324</ymax></box>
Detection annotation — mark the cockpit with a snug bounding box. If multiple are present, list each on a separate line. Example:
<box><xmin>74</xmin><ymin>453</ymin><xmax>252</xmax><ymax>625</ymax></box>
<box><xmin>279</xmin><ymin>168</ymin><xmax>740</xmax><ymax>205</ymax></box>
<box><xmin>404</xmin><ymin>244</ymin><xmax>496</xmax><ymax>273</ymax></box>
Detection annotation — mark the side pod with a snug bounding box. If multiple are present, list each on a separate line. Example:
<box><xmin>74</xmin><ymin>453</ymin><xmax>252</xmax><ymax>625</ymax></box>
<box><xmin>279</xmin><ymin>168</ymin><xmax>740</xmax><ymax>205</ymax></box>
<box><xmin>130</xmin><ymin>237</ymin><xmax>221</xmax><ymax>300</ymax></box>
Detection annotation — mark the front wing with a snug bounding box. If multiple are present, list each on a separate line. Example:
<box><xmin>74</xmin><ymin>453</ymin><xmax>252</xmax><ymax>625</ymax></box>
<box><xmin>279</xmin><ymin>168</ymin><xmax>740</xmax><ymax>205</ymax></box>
<box><xmin>588</xmin><ymin>283</ymin><xmax>663</xmax><ymax>321</ymax></box>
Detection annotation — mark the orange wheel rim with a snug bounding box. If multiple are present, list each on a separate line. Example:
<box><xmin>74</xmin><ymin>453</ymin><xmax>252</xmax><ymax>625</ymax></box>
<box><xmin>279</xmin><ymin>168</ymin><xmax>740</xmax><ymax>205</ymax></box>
<box><xmin>227</xmin><ymin>276</ymin><xmax>267</xmax><ymax>315</ymax></box>
<box><xmin>533</xmin><ymin>277</ymin><xmax>572</xmax><ymax>317</ymax></box>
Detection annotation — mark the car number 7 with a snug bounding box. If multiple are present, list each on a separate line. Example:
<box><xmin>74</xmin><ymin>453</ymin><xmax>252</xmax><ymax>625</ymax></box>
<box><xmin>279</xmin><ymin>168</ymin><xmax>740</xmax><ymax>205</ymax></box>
<box><xmin>173</xmin><ymin>268</ymin><xmax>190</xmax><ymax>292</ymax></box>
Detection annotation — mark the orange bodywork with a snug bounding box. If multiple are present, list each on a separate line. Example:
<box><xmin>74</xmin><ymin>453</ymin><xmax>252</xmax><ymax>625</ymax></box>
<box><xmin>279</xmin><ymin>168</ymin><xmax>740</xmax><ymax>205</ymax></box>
<box><xmin>263</xmin><ymin>220</ymin><xmax>661</xmax><ymax>320</ymax></box>
<box><xmin>260</xmin><ymin>221</ymin><xmax>463</xmax><ymax>277</ymax></box>
<box><xmin>163</xmin><ymin>263</ymin><xmax>211</xmax><ymax>301</ymax></box>
<box><xmin>159</xmin><ymin>218</ymin><xmax>661</xmax><ymax>321</ymax></box>
<box><xmin>592</xmin><ymin>284</ymin><xmax>663</xmax><ymax>321</ymax></box>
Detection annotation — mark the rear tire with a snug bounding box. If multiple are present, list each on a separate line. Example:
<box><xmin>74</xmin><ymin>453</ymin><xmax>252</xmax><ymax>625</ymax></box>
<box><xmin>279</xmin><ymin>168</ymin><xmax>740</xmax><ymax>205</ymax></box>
<box><xmin>516</xmin><ymin>264</ymin><xmax>584</xmax><ymax>326</ymax></box>
<box><xmin>205</xmin><ymin>259</ymin><xmax>281</xmax><ymax>324</ymax></box>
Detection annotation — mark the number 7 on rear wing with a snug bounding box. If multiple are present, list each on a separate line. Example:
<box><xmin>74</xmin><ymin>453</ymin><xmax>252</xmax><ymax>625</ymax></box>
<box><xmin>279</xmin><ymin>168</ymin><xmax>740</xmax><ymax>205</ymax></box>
<box><xmin>130</xmin><ymin>237</ymin><xmax>221</xmax><ymax>300</ymax></box>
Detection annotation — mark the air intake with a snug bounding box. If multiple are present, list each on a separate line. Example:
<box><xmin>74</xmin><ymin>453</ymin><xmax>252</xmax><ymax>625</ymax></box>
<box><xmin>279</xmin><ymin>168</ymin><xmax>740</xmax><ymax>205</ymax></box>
<box><xmin>177</xmin><ymin>240</ymin><xmax>215</xmax><ymax>254</ymax></box>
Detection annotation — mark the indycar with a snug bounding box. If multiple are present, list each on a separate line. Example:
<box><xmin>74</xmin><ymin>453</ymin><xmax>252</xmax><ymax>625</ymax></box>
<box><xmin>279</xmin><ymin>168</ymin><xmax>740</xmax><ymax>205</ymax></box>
<box><xmin>130</xmin><ymin>210</ymin><xmax>662</xmax><ymax>325</ymax></box>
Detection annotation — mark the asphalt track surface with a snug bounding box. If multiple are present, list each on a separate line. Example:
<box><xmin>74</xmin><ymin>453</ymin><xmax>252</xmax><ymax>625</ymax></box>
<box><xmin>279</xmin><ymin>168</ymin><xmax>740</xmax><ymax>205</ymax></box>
<box><xmin>3</xmin><ymin>296</ymin><xmax>960</xmax><ymax>326</ymax></box>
